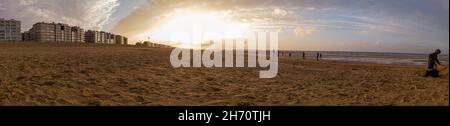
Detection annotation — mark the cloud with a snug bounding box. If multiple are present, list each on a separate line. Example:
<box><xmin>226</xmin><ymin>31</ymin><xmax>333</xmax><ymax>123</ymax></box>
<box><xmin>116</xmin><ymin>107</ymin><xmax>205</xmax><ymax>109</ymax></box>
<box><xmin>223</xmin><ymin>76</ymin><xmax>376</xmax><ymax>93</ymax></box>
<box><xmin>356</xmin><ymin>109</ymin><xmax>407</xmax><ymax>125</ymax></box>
<box><xmin>294</xmin><ymin>26</ymin><xmax>317</xmax><ymax>37</ymax></box>
<box><xmin>113</xmin><ymin>0</ymin><xmax>444</xmax><ymax>39</ymax></box>
<box><xmin>107</xmin><ymin>0</ymin><xmax>448</xmax><ymax>53</ymax></box>
<box><xmin>374</xmin><ymin>40</ymin><xmax>385</xmax><ymax>47</ymax></box>
<box><xmin>0</xmin><ymin>0</ymin><xmax>428</xmax><ymax>53</ymax></box>
<box><xmin>0</xmin><ymin>0</ymin><xmax>120</xmax><ymax>31</ymax></box>
<box><xmin>272</xmin><ymin>8</ymin><xmax>288</xmax><ymax>17</ymax></box>
<box><xmin>110</xmin><ymin>0</ymin><xmax>306</xmax><ymax>41</ymax></box>
<box><xmin>305</xmin><ymin>7</ymin><xmax>316</xmax><ymax>10</ymax></box>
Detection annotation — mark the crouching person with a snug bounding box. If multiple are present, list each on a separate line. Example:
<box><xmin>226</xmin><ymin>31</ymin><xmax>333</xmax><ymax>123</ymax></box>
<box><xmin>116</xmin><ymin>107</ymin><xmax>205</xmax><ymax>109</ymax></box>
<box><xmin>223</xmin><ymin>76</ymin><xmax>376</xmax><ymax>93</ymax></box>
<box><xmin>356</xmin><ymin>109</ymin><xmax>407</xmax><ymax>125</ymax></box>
<box><xmin>425</xmin><ymin>49</ymin><xmax>441</xmax><ymax>77</ymax></box>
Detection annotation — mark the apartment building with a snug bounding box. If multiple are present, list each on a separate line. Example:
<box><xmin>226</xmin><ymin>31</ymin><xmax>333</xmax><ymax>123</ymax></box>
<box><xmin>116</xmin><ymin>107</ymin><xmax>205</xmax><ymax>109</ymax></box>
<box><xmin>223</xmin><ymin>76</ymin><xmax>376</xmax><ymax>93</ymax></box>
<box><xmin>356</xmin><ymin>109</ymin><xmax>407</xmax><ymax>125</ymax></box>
<box><xmin>22</xmin><ymin>31</ymin><xmax>31</xmax><ymax>41</ymax></box>
<box><xmin>115</xmin><ymin>35</ymin><xmax>129</xmax><ymax>45</ymax></box>
<box><xmin>71</xmin><ymin>26</ymin><xmax>85</xmax><ymax>42</ymax></box>
<box><xmin>84</xmin><ymin>30</ymin><xmax>99</xmax><ymax>43</ymax></box>
<box><xmin>85</xmin><ymin>30</ymin><xmax>128</xmax><ymax>44</ymax></box>
<box><xmin>0</xmin><ymin>18</ymin><xmax>21</xmax><ymax>41</ymax></box>
<box><xmin>23</xmin><ymin>22</ymin><xmax>84</xmax><ymax>42</ymax></box>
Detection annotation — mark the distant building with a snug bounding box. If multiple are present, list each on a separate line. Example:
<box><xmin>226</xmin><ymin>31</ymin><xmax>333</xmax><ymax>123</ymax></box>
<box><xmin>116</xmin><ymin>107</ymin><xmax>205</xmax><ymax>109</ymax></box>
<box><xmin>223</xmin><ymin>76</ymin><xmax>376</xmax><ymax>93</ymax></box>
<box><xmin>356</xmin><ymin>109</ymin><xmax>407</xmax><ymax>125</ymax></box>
<box><xmin>71</xmin><ymin>26</ymin><xmax>85</xmax><ymax>42</ymax></box>
<box><xmin>0</xmin><ymin>18</ymin><xmax>21</xmax><ymax>41</ymax></box>
<box><xmin>141</xmin><ymin>41</ymin><xmax>171</xmax><ymax>48</ymax></box>
<box><xmin>20</xmin><ymin>21</ymin><xmax>127</xmax><ymax>44</ymax></box>
<box><xmin>22</xmin><ymin>31</ymin><xmax>31</xmax><ymax>41</ymax></box>
<box><xmin>85</xmin><ymin>30</ymin><xmax>127</xmax><ymax>44</ymax></box>
<box><xmin>114</xmin><ymin>35</ymin><xmax>128</xmax><ymax>45</ymax></box>
<box><xmin>115</xmin><ymin>35</ymin><xmax>123</xmax><ymax>44</ymax></box>
<box><xmin>123</xmin><ymin>37</ymin><xmax>128</xmax><ymax>45</ymax></box>
<box><xmin>23</xmin><ymin>22</ymin><xmax>84</xmax><ymax>42</ymax></box>
<box><xmin>84</xmin><ymin>30</ymin><xmax>99</xmax><ymax>43</ymax></box>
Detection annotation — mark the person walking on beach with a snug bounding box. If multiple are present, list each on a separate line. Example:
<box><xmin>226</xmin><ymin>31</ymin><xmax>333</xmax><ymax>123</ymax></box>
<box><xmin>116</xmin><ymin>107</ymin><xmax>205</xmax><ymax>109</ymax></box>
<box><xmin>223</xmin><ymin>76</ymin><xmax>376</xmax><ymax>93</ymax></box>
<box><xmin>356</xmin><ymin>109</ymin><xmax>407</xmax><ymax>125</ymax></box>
<box><xmin>425</xmin><ymin>49</ymin><xmax>442</xmax><ymax>77</ymax></box>
<box><xmin>316</xmin><ymin>52</ymin><xmax>320</xmax><ymax>61</ymax></box>
<box><xmin>319</xmin><ymin>53</ymin><xmax>323</xmax><ymax>60</ymax></box>
<box><xmin>302</xmin><ymin>52</ymin><xmax>306</xmax><ymax>60</ymax></box>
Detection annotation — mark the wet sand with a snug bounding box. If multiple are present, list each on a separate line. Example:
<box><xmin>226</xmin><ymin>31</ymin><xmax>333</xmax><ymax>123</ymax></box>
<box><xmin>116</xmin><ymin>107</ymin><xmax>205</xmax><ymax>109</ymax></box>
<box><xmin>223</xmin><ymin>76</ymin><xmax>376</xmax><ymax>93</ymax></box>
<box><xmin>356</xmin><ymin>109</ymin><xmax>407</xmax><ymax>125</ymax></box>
<box><xmin>0</xmin><ymin>42</ymin><xmax>448</xmax><ymax>106</ymax></box>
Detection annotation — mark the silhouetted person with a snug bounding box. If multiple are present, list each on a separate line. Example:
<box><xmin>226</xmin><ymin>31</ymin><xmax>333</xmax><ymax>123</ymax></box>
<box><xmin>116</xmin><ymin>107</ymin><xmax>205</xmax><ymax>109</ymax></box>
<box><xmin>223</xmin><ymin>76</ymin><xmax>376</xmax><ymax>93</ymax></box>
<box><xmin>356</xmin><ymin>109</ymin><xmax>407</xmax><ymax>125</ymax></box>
<box><xmin>289</xmin><ymin>53</ymin><xmax>291</xmax><ymax>57</ymax></box>
<box><xmin>425</xmin><ymin>49</ymin><xmax>442</xmax><ymax>77</ymax></box>
<box><xmin>302</xmin><ymin>52</ymin><xmax>305</xmax><ymax>60</ymax></box>
<box><xmin>319</xmin><ymin>53</ymin><xmax>323</xmax><ymax>59</ymax></box>
<box><xmin>316</xmin><ymin>52</ymin><xmax>320</xmax><ymax>61</ymax></box>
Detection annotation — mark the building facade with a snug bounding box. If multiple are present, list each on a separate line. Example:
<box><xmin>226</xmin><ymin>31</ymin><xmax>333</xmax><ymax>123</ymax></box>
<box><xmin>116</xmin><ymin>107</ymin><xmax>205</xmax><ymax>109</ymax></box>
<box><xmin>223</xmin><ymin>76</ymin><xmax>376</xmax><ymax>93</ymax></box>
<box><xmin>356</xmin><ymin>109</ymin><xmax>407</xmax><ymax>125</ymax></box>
<box><xmin>114</xmin><ymin>35</ymin><xmax>129</xmax><ymax>45</ymax></box>
<box><xmin>23</xmin><ymin>22</ymin><xmax>84</xmax><ymax>42</ymax></box>
<box><xmin>22</xmin><ymin>22</ymin><xmax>127</xmax><ymax>44</ymax></box>
<box><xmin>85</xmin><ymin>30</ymin><xmax>128</xmax><ymax>44</ymax></box>
<box><xmin>0</xmin><ymin>18</ymin><xmax>21</xmax><ymax>41</ymax></box>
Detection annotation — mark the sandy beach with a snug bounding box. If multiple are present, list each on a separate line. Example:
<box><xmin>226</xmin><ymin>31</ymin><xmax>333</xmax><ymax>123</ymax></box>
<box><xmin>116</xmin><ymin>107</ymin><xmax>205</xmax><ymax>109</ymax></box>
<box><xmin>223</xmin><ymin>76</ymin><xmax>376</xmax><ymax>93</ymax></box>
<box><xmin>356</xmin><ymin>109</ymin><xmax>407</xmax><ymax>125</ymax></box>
<box><xmin>0</xmin><ymin>42</ymin><xmax>448</xmax><ymax>106</ymax></box>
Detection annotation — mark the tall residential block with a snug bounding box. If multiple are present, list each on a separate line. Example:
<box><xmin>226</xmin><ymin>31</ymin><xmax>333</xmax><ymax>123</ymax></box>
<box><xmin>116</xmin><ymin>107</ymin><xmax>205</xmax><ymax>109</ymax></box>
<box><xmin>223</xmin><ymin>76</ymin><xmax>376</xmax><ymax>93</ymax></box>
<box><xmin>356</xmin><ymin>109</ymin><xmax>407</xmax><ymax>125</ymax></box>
<box><xmin>23</xmin><ymin>22</ymin><xmax>84</xmax><ymax>42</ymax></box>
<box><xmin>0</xmin><ymin>18</ymin><xmax>21</xmax><ymax>41</ymax></box>
<box><xmin>85</xmin><ymin>30</ymin><xmax>127</xmax><ymax>44</ymax></box>
<box><xmin>114</xmin><ymin>35</ymin><xmax>128</xmax><ymax>45</ymax></box>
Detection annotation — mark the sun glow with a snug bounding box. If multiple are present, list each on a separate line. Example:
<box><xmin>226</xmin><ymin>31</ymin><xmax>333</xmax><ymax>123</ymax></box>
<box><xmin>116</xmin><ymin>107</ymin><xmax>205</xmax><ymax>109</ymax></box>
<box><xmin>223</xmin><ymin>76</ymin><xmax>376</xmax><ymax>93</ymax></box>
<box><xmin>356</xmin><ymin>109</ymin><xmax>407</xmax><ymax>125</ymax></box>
<box><xmin>148</xmin><ymin>11</ymin><xmax>250</xmax><ymax>48</ymax></box>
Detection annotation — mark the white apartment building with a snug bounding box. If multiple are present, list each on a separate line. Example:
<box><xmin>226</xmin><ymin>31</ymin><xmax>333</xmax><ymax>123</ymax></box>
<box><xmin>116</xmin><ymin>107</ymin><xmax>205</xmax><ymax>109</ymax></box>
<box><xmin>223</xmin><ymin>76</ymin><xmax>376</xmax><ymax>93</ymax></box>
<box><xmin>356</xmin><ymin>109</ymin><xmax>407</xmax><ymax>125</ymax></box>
<box><xmin>0</xmin><ymin>18</ymin><xmax>21</xmax><ymax>41</ymax></box>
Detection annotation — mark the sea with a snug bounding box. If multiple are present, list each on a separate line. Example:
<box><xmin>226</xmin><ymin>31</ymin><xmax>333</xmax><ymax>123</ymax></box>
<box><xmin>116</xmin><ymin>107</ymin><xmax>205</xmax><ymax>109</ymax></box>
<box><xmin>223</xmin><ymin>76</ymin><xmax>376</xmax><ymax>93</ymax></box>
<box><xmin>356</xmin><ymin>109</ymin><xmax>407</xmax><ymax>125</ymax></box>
<box><xmin>279</xmin><ymin>51</ymin><xmax>449</xmax><ymax>66</ymax></box>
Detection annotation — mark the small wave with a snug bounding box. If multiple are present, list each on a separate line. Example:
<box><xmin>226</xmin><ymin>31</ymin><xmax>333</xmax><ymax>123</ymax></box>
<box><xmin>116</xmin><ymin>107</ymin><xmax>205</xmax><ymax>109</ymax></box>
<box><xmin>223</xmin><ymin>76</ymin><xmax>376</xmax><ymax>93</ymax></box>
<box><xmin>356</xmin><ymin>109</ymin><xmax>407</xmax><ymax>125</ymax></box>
<box><xmin>323</xmin><ymin>57</ymin><xmax>427</xmax><ymax>65</ymax></box>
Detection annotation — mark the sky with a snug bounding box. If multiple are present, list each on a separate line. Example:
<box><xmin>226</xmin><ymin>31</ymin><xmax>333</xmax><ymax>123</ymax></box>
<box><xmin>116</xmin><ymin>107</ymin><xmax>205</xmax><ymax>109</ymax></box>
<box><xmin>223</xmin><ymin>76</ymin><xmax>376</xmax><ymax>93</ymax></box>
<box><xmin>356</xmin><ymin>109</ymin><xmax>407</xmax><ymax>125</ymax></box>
<box><xmin>0</xmin><ymin>0</ymin><xmax>448</xmax><ymax>54</ymax></box>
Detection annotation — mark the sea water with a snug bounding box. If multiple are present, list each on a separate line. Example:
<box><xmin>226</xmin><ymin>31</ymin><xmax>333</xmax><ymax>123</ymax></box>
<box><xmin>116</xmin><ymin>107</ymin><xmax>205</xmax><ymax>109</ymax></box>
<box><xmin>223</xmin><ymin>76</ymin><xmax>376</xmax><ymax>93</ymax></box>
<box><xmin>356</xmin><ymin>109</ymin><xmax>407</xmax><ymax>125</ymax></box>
<box><xmin>279</xmin><ymin>51</ymin><xmax>449</xmax><ymax>66</ymax></box>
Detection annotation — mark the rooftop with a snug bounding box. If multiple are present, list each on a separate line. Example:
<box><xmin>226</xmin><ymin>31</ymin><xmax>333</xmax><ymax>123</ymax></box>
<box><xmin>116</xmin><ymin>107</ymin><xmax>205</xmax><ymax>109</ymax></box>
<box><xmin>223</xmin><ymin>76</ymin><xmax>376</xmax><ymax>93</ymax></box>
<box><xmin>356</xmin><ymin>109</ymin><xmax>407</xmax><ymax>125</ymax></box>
<box><xmin>0</xmin><ymin>18</ymin><xmax>20</xmax><ymax>21</ymax></box>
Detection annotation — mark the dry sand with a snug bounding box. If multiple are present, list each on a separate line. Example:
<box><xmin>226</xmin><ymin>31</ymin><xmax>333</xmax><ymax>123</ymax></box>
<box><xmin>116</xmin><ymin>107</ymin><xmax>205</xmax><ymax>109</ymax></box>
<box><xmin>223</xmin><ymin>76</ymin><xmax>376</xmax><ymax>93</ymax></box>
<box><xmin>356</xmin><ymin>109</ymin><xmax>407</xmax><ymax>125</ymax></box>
<box><xmin>0</xmin><ymin>42</ymin><xmax>448</xmax><ymax>106</ymax></box>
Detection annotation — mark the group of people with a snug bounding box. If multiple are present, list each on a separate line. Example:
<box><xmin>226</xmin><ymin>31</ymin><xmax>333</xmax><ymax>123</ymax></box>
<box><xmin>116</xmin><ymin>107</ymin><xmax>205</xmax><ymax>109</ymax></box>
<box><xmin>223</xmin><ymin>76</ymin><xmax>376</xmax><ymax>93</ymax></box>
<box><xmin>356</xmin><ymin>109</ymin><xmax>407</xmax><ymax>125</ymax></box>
<box><xmin>316</xmin><ymin>52</ymin><xmax>323</xmax><ymax>61</ymax></box>
<box><xmin>280</xmin><ymin>52</ymin><xmax>323</xmax><ymax>61</ymax></box>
